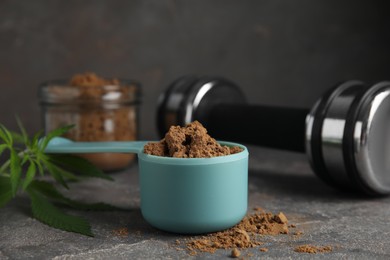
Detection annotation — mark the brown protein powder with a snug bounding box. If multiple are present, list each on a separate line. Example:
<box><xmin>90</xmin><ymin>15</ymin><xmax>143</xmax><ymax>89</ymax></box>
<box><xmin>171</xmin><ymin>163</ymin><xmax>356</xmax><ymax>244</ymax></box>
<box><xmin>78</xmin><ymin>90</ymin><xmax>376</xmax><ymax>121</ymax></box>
<box><xmin>70</xmin><ymin>72</ymin><xmax>120</xmax><ymax>89</ymax></box>
<box><xmin>231</xmin><ymin>248</ymin><xmax>241</xmax><ymax>258</ymax></box>
<box><xmin>112</xmin><ymin>227</ymin><xmax>129</xmax><ymax>237</ymax></box>
<box><xmin>182</xmin><ymin>210</ymin><xmax>334</xmax><ymax>256</ymax></box>
<box><xmin>185</xmin><ymin>210</ymin><xmax>290</xmax><ymax>255</ymax></box>
<box><xmin>294</xmin><ymin>245</ymin><xmax>333</xmax><ymax>254</ymax></box>
<box><xmin>144</xmin><ymin>121</ymin><xmax>242</xmax><ymax>158</ymax></box>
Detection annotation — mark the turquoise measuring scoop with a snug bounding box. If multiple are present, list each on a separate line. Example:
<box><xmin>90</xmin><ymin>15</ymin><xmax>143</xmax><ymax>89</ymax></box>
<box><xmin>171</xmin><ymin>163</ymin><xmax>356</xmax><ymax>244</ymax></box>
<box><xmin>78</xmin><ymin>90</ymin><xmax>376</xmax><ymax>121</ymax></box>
<box><xmin>45</xmin><ymin>137</ymin><xmax>249</xmax><ymax>234</ymax></box>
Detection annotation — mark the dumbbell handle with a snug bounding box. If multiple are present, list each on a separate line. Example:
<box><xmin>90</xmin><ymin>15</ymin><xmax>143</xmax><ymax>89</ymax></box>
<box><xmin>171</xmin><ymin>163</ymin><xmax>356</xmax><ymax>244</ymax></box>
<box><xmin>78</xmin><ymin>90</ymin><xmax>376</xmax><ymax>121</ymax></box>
<box><xmin>200</xmin><ymin>103</ymin><xmax>309</xmax><ymax>153</ymax></box>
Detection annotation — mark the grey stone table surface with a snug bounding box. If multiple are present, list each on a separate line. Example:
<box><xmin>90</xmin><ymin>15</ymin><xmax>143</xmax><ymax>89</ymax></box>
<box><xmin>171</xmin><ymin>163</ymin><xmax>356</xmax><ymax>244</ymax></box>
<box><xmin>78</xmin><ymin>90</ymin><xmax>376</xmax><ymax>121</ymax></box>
<box><xmin>1</xmin><ymin>145</ymin><xmax>390</xmax><ymax>259</ymax></box>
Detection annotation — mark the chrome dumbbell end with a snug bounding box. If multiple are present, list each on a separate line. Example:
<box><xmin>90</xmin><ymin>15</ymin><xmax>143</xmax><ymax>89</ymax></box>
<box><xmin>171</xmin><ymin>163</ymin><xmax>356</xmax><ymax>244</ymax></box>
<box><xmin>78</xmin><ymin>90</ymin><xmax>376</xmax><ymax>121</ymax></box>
<box><xmin>307</xmin><ymin>80</ymin><xmax>390</xmax><ymax>195</ymax></box>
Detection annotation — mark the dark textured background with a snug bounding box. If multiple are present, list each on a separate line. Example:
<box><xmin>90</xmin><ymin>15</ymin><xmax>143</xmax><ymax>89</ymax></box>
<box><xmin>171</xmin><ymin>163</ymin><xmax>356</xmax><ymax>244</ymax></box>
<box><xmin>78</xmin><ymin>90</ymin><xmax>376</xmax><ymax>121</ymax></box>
<box><xmin>1</xmin><ymin>0</ymin><xmax>390</xmax><ymax>139</ymax></box>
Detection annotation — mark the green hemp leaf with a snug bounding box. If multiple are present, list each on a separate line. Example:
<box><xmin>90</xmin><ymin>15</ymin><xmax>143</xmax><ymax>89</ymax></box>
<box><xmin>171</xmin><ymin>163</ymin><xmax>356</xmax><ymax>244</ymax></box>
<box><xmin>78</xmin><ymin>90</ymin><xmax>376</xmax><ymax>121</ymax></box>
<box><xmin>0</xmin><ymin>121</ymin><xmax>118</xmax><ymax>236</ymax></box>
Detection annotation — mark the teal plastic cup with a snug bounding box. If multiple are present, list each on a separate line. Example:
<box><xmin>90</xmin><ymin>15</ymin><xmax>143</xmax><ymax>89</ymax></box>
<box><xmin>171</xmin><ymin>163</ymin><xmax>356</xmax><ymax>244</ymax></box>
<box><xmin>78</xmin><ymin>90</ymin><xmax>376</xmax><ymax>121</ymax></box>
<box><xmin>45</xmin><ymin>138</ymin><xmax>248</xmax><ymax>234</ymax></box>
<box><xmin>139</xmin><ymin>141</ymin><xmax>248</xmax><ymax>234</ymax></box>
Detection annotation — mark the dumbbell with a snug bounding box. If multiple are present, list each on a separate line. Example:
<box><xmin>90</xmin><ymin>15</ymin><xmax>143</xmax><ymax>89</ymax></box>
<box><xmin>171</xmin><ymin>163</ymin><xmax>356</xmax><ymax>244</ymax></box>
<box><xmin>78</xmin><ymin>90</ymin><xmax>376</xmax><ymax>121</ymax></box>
<box><xmin>157</xmin><ymin>76</ymin><xmax>390</xmax><ymax>196</ymax></box>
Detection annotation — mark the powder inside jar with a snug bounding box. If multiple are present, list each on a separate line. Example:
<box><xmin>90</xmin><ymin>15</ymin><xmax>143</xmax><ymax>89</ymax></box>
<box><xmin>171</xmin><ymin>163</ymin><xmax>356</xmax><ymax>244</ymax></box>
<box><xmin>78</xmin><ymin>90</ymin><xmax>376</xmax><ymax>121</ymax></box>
<box><xmin>144</xmin><ymin>121</ymin><xmax>242</xmax><ymax>158</ymax></box>
<box><xmin>70</xmin><ymin>72</ymin><xmax>120</xmax><ymax>87</ymax></box>
<box><xmin>40</xmin><ymin>72</ymin><xmax>140</xmax><ymax>171</ymax></box>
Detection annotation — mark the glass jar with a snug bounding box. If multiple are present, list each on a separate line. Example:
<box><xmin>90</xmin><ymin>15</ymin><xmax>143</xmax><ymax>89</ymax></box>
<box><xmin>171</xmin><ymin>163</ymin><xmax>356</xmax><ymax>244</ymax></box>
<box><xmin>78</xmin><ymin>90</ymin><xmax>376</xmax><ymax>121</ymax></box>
<box><xmin>38</xmin><ymin>78</ymin><xmax>141</xmax><ymax>171</ymax></box>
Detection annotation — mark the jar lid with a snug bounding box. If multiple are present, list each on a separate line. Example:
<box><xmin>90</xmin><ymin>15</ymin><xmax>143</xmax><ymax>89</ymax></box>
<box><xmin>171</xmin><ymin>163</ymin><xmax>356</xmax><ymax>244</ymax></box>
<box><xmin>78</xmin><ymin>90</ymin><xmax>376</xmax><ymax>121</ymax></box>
<box><xmin>39</xmin><ymin>79</ymin><xmax>141</xmax><ymax>105</ymax></box>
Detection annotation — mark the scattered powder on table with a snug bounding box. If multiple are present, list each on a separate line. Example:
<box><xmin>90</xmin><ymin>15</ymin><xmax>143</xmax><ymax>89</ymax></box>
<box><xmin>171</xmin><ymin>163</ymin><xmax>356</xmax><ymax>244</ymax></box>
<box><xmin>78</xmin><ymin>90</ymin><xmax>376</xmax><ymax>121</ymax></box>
<box><xmin>144</xmin><ymin>121</ymin><xmax>243</xmax><ymax>158</ymax></box>
<box><xmin>294</xmin><ymin>245</ymin><xmax>333</xmax><ymax>254</ymax></box>
<box><xmin>112</xmin><ymin>227</ymin><xmax>129</xmax><ymax>237</ymax></box>
<box><xmin>293</xmin><ymin>231</ymin><xmax>304</xmax><ymax>236</ymax></box>
<box><xmin>231</xmin><ymin>248</ymin><xmax>241</xmax><ymax>258</ymax></box>
<box><xmin>259</xmin><ymin>247</ymin><xmax>268</xmax><ymax>252</ymax></box>
<box><xmin>185</xmin><ymin>211</ymin><xmax>289</xmax><ymax>255</ymax></box>
<box><xmin>253</xmin><ymin>207</ymin><xmax>264</xmax><ymax>211</ymax></box>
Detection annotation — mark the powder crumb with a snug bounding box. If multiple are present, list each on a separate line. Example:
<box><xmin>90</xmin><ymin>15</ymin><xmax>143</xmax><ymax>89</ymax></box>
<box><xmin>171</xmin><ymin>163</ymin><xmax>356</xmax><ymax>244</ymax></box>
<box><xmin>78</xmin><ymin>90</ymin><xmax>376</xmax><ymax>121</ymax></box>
<box><xmin>112</xmin><ymin>227</ymin><xmax>129</xmax><ymax>237</ymax></box>
<box><xmin>253</xmin><ymin>207</ymin><xmax>264</xmax><ymax>212</ymax></box>
<box><xmin>259</xmin><ymin>248</ymin><xmax>268</xmax><ymax>252</ymax></box>
<box><xmin>189</xmin><ymin>251</ymin><xmax>197</xmax><ymax>256</ymax></box>
<box><xmin>186</xmin><ymin>210</ymin><xmax>290</xmax><ymax>255</ymax></box>
<box><xmin>144</xmin><ymin>121</ymin><xmax>243</xmax><ymax>158</ymax></box>
<box><xmin>275</xmin><ymin>212</ymin><xmax>288</xmax><ymax>224</ymax></box>
<box><xmin>294</xmin><ymin>231</ymin><xmax>304</xmax><ymax>236</ymax></box>
<box><xmin>294</xmin><ymin>245</ymin><xmax>332</xmax><ymax>254</ymax></box>
<box><xmin>231</xmin><ymin>248</ymin><xmax>241</xmax><ymax>258</ymax></box>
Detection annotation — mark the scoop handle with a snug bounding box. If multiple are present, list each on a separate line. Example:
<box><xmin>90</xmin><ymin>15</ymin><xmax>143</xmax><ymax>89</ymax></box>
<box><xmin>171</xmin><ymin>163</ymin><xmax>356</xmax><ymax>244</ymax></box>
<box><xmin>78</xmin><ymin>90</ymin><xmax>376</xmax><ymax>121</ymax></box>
<box><xmin>44</xmin><ymin>137</ymin><xmax>147</xmax><ymax>154</ymax></box>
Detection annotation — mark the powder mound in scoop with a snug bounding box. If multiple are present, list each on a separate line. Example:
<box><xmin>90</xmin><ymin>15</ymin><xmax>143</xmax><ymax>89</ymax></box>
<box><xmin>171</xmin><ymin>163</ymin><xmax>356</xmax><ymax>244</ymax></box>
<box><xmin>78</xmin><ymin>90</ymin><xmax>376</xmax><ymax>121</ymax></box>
<box><xmin>144</xmin><ymin>121</ymin><xmax>243</xmax><ymax>158</ymax></box>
